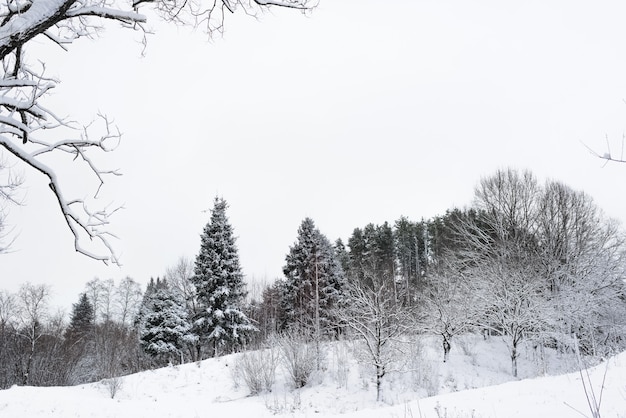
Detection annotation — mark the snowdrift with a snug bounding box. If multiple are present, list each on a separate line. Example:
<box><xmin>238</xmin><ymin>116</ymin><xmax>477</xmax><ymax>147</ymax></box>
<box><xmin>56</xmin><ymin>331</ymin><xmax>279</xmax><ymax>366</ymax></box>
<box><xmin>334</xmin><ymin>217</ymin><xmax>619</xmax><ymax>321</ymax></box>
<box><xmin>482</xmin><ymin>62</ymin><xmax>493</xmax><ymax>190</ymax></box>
<box><xmin>0</xmin><ymin>338</ymin><xmax>624</xmax><ymax>418</ymax></box>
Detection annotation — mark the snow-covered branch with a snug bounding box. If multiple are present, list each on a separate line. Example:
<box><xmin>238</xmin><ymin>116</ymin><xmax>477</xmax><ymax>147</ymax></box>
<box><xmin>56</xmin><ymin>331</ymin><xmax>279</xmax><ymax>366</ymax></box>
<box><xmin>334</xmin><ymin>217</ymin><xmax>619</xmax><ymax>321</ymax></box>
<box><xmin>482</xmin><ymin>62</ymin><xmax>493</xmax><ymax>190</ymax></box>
<box><xmin>0</xmin><ymin>0</ymin><xmax>315</xmax><ymax>263</ymax></box>
<box><xmin>585</xmin><ymin>134</ymin><xmax>626</xmax><ymax>165</ymax></box>
<box><xmin>254</xmin><ymin>0</ymin><xmax>314</xmax><ymax>9</ymax></box>
<box><xmin>65</xmin><ymin>6</ymin><xmax>146</xmax><ymax>23</ymax></box>
<box><xmin>0</xmin><ymin>134</ymin><xmax>121</xmax><ymax>264</ymax></box>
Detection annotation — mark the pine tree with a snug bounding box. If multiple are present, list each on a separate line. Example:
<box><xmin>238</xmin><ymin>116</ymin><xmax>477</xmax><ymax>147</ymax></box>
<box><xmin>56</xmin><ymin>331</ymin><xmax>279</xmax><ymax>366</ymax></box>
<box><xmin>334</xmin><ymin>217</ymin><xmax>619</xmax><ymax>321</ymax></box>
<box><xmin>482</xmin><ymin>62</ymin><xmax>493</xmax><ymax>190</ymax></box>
<box><xmin>394</xmin><ymin>216</ymin><xmax>429</xmax><ymax>304</ymax></box>
<box><xmin>334</xmin><ymin>238</ymin><xmax>350</xmax><ymax>274</ymax></box>
<box><xmin>192</xmin><ymin>197</ymin><xmax>254</xmax><ymax>357</ymax></box>
<box><xmin>138</xmin><ymin>279</ymin><xmax>194</xmax><ymax>364</ymax></box>
<box><xmin>281</xmin><ymin>218</ymin><xmax>344</xmax><ymax>338</ymax></box>
<box><xmin>347</xmin><ymin>223</ymin><xmax>396</xmax><ymax>291</ymax></box>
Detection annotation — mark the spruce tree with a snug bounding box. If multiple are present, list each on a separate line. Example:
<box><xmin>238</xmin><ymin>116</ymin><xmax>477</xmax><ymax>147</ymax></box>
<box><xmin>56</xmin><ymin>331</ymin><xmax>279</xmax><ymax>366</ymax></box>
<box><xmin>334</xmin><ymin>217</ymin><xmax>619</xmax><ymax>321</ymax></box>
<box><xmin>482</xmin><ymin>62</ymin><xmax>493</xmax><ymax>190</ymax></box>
<box><xmin>64</xmin><ymin>292</ymin><xmax>96</xmax><ymax>384</ymax></box>
<box><xmin>138</xmin><ymin>279</ymin><xmax>194</xmax><ymax>364</ymax></box>
<box><xmin>192</xmin><ymin>197</ymin><xmax>254</xmax><ymax>357</ymax></box>
<box><xmin>65</xmin><ymin>293</ymin><xmax>95</xmax><ymax>344</ymax></box>
<box><xmin>282</xmin><ymin>218</ymin><xmax>344</xmax><ymax>338</ymax></box>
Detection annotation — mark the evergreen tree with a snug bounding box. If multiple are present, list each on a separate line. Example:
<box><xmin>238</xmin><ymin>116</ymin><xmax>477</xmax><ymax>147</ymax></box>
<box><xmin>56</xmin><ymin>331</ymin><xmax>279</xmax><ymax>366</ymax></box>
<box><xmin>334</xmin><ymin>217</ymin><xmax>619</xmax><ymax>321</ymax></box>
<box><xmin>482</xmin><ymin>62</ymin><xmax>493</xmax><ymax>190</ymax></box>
<box><xmin>281</xmin><ymin>217</ymin><xmax>344</xmax><ymax>337</ymax></box>
<box><xmin>334</xmin><ymin>238</ymin><xmax>350</xmax><ymax>274</ymax></box>
<box><xmin>373</xmin><ymin>221</ymin><xmax>396</xmax><ymax>283</ymax></box>
<box><xmin>346</xmin><ymin>227</ymin><xmax>367</xmax><ymax>284</ymax></box>
<box><xmin>134</xmin><ymin>277</ymin><xmax>158</xmax><ymax>328</ymax></box>
<box><xmin>62</xmin><ymin>292</ymin><xmax>97</xmax><ymax>385</ymax></box>
<box><xmin>65</xmin><ymin>293</ymin><xmax>94</xmax><ymax>344</ymax></box>
<box><xmin>138</xmin><ymin>279</ymin><xmax>194</xmax><ymax>363</ymax></box>
<box><xmin>347</xmin><ymin>223</ymin><xmax>396</xmax><ymax>291</ymax></box>
<box><xmin>394</xmin><ymin>217</ymin><xmax>429</xmax><ymax>304</ymax></box>
<box><xmin>192</xmin><ymin>197</ymin><xmax>254</xmax><ymax>357</ymax></box>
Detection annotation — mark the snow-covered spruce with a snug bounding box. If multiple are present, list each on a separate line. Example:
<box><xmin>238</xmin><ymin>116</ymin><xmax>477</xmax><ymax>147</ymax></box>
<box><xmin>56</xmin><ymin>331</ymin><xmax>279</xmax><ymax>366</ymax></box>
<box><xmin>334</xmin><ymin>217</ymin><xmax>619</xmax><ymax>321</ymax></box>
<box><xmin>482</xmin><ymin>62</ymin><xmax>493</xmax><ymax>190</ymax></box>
<box><xmin>192</xmin><ymin>197</ymin><xmax>255</xmax><ymax>357</ymax></box>
<box><xmin>138</xmin><ymin>278</ymin><xmax>195</xmax><ymax>364</ymax></box>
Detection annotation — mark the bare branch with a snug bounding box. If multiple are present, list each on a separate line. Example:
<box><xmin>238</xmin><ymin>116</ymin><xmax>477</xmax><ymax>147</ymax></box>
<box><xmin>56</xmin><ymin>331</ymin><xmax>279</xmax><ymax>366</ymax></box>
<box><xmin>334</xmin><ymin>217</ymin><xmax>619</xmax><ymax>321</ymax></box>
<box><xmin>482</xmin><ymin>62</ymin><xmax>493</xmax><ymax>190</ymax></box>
<box><xmin>0</xmin><ymin>0</ymin><xmax>316</xmax><ymax>264</ymax></box>
<box><xmin>584</xmin><ymin>134</ymin><xmax>626</xmax><ymax>164</ymax></box>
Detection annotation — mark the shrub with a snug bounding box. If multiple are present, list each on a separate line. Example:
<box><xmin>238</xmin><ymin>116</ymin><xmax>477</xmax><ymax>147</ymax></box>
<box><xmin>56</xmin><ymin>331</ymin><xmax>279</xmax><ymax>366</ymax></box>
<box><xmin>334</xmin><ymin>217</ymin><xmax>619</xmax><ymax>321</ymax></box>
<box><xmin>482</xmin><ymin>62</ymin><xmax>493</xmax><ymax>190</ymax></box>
<box><xmin>278</xmin><ymin>332</ymin><xmax>316</xmax><ymax>389</ymax></box>
<box><xmin>233</xmin><ymin>347</ymin><xmax>279</xmax><ymax>395</ymax></box>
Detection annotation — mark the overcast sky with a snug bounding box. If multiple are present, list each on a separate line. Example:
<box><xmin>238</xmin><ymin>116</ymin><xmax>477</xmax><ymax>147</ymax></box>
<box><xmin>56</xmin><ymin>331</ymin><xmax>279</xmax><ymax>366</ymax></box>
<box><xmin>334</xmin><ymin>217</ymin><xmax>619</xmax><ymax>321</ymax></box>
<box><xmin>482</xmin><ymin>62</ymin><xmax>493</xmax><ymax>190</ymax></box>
<box><xmin>3</xmin><ymin>0</ymin><xmax>626</xmax><ymax>310</ymax></box>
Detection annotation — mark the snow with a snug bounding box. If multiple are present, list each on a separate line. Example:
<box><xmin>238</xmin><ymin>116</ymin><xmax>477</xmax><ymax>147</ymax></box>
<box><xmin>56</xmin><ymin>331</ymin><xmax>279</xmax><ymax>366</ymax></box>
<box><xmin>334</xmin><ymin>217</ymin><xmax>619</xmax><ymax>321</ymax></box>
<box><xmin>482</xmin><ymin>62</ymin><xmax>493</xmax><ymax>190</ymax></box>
<box><xmin>0</xmin><ymin>335</ymin><xmax>624</xmax><ymax>418</ymax></box>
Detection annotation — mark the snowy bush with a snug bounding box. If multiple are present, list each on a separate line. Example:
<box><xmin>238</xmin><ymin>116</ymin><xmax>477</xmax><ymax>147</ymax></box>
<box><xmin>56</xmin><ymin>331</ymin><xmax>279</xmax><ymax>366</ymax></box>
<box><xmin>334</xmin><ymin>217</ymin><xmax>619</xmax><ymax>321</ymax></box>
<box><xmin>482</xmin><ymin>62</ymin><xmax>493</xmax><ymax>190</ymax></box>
<box><xmin>331</xmin><ymin>341</ymin><xmax>351</xmax><ymax>388</ymax></box>
<box><xmin>406</xmin><ymin>336</ymin><xmax>440</xmax><ymax>397</ymax></box>
<box><xmin>233</xmin><ymin>348</ymin><xmax>279</xmax><ymax>395</ymax></box>
<box><xmin>263</xmin><ymin>390</ymin><xmax>302</xmax><ymax>414</ymax></box>
<box><xmin>102</xmin><ymin>376</ymin><xmax>123</xmax><ymax>399</ymax></box>
<box><xmin>278</xmin><ymin>333</ymin><xmax>316</xmax><ymax>389</ymax></box>
<box><xmin>457</xmin><ymin>335</ymin><xmax>479</xmax><ymax>366</ymax></box>
<box><xmin>434</xmin><ymin>403</ymin><xmax>481</xmax><ymax>418</ymax></box>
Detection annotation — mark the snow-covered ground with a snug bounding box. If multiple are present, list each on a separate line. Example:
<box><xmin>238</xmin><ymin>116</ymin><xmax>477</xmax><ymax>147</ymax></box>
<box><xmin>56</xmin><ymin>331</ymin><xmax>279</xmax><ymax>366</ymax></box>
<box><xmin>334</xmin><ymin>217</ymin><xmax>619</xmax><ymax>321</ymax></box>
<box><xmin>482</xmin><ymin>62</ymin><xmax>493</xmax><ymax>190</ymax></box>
<box><xmin>1</xmin><ymin>335</ymin><xmax>624</xmax><ymax>417</ymax></box>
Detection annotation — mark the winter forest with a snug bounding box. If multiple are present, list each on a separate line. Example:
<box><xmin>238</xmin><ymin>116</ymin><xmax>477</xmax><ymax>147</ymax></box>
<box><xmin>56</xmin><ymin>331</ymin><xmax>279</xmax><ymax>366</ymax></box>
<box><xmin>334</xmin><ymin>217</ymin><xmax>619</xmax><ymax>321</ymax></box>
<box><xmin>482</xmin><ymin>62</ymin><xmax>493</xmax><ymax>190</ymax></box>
<box><xmin>1</xmin><ymin>167</ymin><xmax>625</xmax><ymax>406</ymax></box>
<box><xmin>2</xmin><ymin>0</ymin><xmax>626</xmax><ymax>415</ymax></box>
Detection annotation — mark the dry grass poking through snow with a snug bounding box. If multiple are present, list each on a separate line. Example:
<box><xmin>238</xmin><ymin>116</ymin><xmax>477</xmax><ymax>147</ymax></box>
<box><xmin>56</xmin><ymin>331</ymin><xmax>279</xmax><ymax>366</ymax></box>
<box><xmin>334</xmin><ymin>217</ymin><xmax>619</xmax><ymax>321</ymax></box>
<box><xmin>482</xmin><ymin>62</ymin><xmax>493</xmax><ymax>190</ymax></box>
<box><xmin>0</xmin><ymin>334</ymin><xmax>624</xmax><ymax>418</ymax></box>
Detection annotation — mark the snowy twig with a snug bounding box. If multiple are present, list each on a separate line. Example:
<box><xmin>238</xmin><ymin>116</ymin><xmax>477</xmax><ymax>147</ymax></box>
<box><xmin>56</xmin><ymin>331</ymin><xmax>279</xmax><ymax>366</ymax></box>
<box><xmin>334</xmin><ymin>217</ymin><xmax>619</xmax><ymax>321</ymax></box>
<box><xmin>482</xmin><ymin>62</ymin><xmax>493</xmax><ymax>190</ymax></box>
<box><xmin>0</xmin><ymin>0</ymin><xmax>315</xmax><ymax>263</ymax></box>
<box><xmin>583</xmin><ymin>134</ymin><xmax>626</xmax><ymax>165</ymax></box>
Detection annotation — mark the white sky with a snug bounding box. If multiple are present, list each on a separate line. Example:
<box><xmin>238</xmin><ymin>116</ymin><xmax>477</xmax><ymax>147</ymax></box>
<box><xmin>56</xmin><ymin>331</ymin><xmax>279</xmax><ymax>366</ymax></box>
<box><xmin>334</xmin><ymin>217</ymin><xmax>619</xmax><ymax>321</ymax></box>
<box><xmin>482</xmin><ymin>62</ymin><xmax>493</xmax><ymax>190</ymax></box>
<box><xmin>3</xmin><ymin>0</ymin><xmax>626</xmax><ymax>310</ymax></box>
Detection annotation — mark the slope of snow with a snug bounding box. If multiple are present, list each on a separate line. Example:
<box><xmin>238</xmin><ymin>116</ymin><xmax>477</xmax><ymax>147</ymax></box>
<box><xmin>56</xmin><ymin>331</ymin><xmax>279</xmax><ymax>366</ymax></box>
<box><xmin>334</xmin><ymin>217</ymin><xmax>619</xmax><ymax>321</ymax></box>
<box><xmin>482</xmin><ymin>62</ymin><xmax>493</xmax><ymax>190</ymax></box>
<box><xmin>0</xmin><ymin>335</ymin><xmax>624</xmax><ymax>418</ymax></box>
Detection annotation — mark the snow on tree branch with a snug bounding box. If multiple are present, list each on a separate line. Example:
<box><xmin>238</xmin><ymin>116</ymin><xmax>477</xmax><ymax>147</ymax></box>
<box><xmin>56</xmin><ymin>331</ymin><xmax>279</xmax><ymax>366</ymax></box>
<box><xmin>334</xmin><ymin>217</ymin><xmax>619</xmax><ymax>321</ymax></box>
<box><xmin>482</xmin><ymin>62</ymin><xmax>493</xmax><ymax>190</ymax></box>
<box><xmin>0</xmin><ymin>0</ymin><xmax>314</xmax><ymax>264</ymax></box>
<box><xmin>585</xmin><ymin>134</ymin><xmax>626</xmax><ymax>165</ymax></box>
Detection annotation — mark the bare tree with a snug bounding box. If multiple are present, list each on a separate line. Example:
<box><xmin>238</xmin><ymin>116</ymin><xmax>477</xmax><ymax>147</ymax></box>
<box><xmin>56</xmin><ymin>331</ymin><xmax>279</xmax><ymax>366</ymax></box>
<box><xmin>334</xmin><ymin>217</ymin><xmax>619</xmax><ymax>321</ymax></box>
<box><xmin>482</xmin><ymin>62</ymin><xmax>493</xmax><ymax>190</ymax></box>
<box><xmin>99</xmin><ymin>278</ymin><xmax>115</xmax><ymax>323</ymax></box>
<box><xmin>83</xmin><ymin>277</ymin><xmax>118</xmax><ymax>323</ymax></box>
<box><xmin>455</xmin><ymin>169</ymin><xmax>626</xmax><ymax>374</ymax></box>
<box><xmin>15</xmin><ymin>283</ymin><xmax>50</xmax><ymax>385</ymax></box>
<box><xmin>0</xmin><ymin>0</ymin><xmax>315</xmax><ymax>264</ymax></box>
<box><xmin>165</xmin><ymin>256</ymin><xmax>197</xmax><ymax>317</ymax></box>
<box><xmin>336</xmin><ymin>270</ymin><xmax>415</xmax><ymax>402</ymax></box>
<box><xmin>0</xmin><ymin>290</ymin><xmax>18</xmax><ymax>388</ymax></box>
<box><xmin>84</xmin><ymin>277</ymin><xmax>105</xmax><ymax>322</ymax></box>
<box><xmin>455</xmin><ymin>169</ymin><xmax>548</xmax><ymax>377</ymax></box>
<box><xmin>165</xmin><ymin>256</ymin><xmax>202</xmax><ymax>360</ymax></box>
<box><xmin>114</xmin><ymin>276</ymin><xmax>142</xmax><ymax>326</ymax></box>
<box><xmin>424</xmin><ymin>266</ymin><xmax>477</xmax><ymax>363</ymax></box>
<box><xmin>0</xmin><ymin>290</ymin><xmax>17</xmax><ymax>329</ymax></box>
<box><xmin>537</xmin><ymin>181</ymin><xmax>626</xmax><ymax>355</ymax></box>
<box><xmin>472</xmin><ymin>257</ymin><xmax>550</xmax><ymax>377</ymax></box>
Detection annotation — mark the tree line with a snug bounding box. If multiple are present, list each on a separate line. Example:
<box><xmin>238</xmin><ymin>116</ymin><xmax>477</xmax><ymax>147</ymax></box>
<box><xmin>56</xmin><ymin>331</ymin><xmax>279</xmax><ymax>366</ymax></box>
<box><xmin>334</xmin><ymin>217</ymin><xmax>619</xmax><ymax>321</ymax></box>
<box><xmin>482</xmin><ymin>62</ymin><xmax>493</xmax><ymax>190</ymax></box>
<box><xmin>1</xmin><ymin>168</ymin><xmax>625</xmax><ymax>394</ymax></box>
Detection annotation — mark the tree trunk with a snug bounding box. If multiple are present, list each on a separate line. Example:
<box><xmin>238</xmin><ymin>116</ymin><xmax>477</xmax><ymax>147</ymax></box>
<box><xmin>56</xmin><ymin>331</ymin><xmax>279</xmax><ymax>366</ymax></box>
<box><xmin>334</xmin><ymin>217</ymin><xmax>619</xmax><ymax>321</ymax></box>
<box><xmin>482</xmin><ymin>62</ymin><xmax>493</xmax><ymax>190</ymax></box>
<box><xmin>442</xmin><ymin>333</ymin><xmax>451</xmax><ymax>363</ymax></box>
<box><xmin>376</xmin><ymin>364</ymin><xmax>385</xmax><ymax>402</ymax></box>
<box><xmin>511</xmin><ymin>341</ymin><xmax>518</xmax><ymax>377</ymax></box>
<box><xmin>314</xmin><ymin>256</ymin><xmax>321</xmax><ymax>370</ymax></box>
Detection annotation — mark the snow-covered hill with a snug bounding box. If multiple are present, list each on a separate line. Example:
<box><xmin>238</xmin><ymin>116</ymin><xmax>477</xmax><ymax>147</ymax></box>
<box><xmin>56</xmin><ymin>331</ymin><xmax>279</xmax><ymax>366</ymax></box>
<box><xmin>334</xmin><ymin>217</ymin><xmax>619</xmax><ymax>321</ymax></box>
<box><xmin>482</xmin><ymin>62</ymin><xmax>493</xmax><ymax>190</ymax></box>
<box><xmin>0</xmin><ymin>335</ymin><xmax>624</xmax><ymax>417</ymax></box>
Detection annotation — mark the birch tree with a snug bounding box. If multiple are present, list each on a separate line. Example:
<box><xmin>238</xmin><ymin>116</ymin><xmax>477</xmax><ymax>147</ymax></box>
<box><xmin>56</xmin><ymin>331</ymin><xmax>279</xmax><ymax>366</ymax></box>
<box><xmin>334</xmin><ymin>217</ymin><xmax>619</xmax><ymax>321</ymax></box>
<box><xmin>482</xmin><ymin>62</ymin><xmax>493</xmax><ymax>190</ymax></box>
<box><xmin>114</xmin><ymin>276</ymin><xmax>142</xmax><ymax>326</ymax></box>
<box><xmin>0</xmin><ymin>0</ymin><xmax>314</xmax><ymax>264</ymax></box>
<box><xmin>15</xmin><ymin>283</ymin><xmax>50</xmax><ymax>385</ymax></box>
